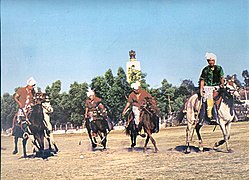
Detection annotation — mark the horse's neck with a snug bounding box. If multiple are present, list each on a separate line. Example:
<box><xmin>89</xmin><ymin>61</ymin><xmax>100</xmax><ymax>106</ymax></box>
<box><xmin>218</xmin><ymin>99</ymin><xmax>235</xmax><ymax>121</ymax></box>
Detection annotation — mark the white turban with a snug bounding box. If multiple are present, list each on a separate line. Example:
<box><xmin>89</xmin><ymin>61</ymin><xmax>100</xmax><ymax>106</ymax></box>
<box><xmin>131</xmin><ymin>81</ymin><xmax>141</xmax><ymax>90</ymax></box>
<box><xmin>27</xmin><ymin>77</ymin><xmax>36</xmax><ymax>86</ymax></box>
<box><xmin>205</xmin><ymin>52</ymin><xmax>217</xmax><ymax>61</ymax></box>
<box><xmin>87</xmin><ymin>90</ymin><xmax>95</xmax><ymax>97</ymax></box>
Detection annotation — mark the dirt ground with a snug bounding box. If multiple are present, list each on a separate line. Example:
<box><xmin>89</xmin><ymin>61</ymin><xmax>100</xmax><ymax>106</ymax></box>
<box><xmin>1</xmin><ymin>122</ymin><xmax>249</xmax><ymax>180</ymax></box>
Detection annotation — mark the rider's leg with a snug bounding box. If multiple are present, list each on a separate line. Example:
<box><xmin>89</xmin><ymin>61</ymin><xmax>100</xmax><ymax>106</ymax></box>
<box><xmin>132</xmin><ymin>106</ymin><xmax>141</xmax><ymax>129</ymax></box>
<box><xmin>212</xmin><ymin>104</ymin><xmax>219</xmax><ymax>124</ymax></box>
<box><xmin>206</xmin><ymin>98</ymin><xmax>214</xmax><ymax>119</ymax></box>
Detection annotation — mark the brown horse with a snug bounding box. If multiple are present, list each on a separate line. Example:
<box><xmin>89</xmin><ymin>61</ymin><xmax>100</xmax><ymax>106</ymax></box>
<box><xmin>126</xmin><ymin>98</ymin><xmax>159</xmax><ymax>152</ymax></box>
<box><xmin>84</xmin><ymin>117</ymin><xmax>109</xmax><ymax>151</ymax></box>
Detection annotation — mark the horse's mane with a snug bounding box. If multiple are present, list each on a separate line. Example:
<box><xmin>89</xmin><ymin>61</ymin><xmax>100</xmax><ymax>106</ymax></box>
<box><xmin>220</xmin><ymin>88</ymin><xmax>234</xmax><ymax>109</ymax></box>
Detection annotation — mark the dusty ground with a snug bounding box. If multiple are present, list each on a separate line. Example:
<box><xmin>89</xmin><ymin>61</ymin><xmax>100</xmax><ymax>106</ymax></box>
<box><xmin>1</xmin><ymin>122</ymin><xmax>249</xmax><ymax>180</ymax></box>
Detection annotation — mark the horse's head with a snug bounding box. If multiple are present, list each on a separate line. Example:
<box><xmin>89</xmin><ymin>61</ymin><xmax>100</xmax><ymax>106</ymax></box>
<box><xmin>224</xmin><ymin>78</ymin><xmax>241</xmax><ymax>102</ymax></box>
<box><xmin>34</xmin><ymin>92</ymin><xmax>45</xmax><ymax>105</ymax></box>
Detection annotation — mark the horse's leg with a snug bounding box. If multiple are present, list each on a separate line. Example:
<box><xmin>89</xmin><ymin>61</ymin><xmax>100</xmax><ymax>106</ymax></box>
<box><xmin>49</xmin><ymin>132</ymin><xmax>59</xmax><ymax>152</ymax></box>
<box><xmin>45</xmin><ymin>131</ymin><xmax>52</xmax><ymax>151</ymax></box>
<box><xmin>225</xmin><ymin>122</ymin><xmax>232</xmax><ymax>152</ymax></box>
<box><xmin>87</xmin><ymin>128</ymin><xmax>97</xmax><ymax>150</ymax></box>
<box><xmin>29</xmin><ymin>135</ymin><xmax>36</xmax><ymax>154</ymax></box>
<box><xmin>144</xmin><ymin>134</ymin><xmax>150</xmax><ymax>152</ymax></box>
<box><xmin>144</xmin><ymin>128</ymin><xmax>158</xmax><ymax>153</ymax></box>
<box><xmin>130</xmin><ymin>122</ymin><xmax>137</xmax><ymax>149</ymax></box>
<box><xmin>195</xmin><ymin>124</ymin><xmax>204</xmax><ymax>151</ymax></box>
<box><xmin>101</xmin><ymin>131</ymin><xmax>107</xmax><ymax>150</ymax></box>
<box><xmin>185</xmin><ymin>124</ymin><xmax>192</xmax><ymax>153</ymax></box>
<box><xmin>13</xmin><ymin>136</ymin><xmax>19</xmax><ymax>154</ymax></box>
<box><xmin>214</xmin><ymin>122</ymin><xmax>231</xmax><ymax>152</ymax></box>
<box><xmin>22</xmin><ymin>138</ymin><xmax>28</xmax><ymax>158</ymax></box>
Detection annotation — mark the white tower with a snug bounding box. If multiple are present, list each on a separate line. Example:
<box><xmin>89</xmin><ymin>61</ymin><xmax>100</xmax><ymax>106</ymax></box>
<box><xmin>126</xmin><ymin>50</ymin><xmax>141</xmax><ymax>83</ymax></box>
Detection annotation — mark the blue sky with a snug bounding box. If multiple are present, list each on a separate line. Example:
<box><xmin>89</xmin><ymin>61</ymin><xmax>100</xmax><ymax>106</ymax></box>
<box><xmin>1</xmin><ymin>0</ymin><xmax>249</xmax><ymax>95</ymax></box>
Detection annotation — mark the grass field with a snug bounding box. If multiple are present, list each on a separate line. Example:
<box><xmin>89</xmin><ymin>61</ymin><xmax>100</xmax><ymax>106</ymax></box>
<box><xmin>1</xmin><ymin>121</ymin><xmax>249</xmax><ymax>179</ymax></box>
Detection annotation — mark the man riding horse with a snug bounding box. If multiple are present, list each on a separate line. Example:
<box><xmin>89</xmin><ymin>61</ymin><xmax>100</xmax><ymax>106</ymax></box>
<box><xmin>199</xmin><ymin>52</ymin><xmax>225</xmax><ymax>125</ymax></box>
<box><xmin>12</xmin><ymin>77</ymin><xmax>37</xmax><ymax>154</ymax></box>
<box><xmin>84</xmin><ymin>89</ymin><xmax>112</xmax><ymax>137</ymax></box>
<box><xmin>122</xmin><ymin>81</ymin><xmax>159</xmax><ymax>133</ymax></box>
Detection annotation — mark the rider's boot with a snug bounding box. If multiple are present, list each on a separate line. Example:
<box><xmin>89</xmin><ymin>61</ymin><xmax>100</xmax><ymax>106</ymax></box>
<box><xmin>211</xmin><ymin>105</ymin><xmax>219</xmax><ymax>125</ymax></box>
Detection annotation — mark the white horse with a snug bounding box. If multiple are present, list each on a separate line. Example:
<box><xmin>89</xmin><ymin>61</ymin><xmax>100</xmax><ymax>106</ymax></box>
<box><xmin>182</xmin><ymin>79</ymin><xmax>240</xmax><ymax>153</ymax></box>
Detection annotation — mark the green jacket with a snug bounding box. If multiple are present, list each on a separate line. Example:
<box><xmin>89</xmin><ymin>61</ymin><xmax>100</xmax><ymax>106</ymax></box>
<box><xmin>200</xmin><ymin>65</ymin><xmax>224</xmax><ymax>86</ymax></box>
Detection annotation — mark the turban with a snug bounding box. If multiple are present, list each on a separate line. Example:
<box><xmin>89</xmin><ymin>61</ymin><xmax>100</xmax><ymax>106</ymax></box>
<box><xmin>205</xmin><ymin>52</ymin><xmax>217</xmax><ymax>61</ymax></box>
<box><xmin>27</xmin><ymin>77</ymin><xmax>36</xmax><ymax>86</ymax></box>
<box><xmin>87</xmin><ymin>90</ymin><xmax>95</xmax><ymax>97</ymax></box>
<box><xmin>131</xmin><ymin>81</ymin><xmax>141</xmax><ymax>90</ymax></box>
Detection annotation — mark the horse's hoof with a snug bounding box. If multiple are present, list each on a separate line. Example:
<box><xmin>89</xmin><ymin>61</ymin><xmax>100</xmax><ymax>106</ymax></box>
<box><xmin>185</xmin><ymin>148</ymin><xmax>191</xmax><ymax>154</ymax></box>
<box><xmin>154</xmin><ymin>148</ymin><xmax>159</xmax><ymax>153</ymax></box>
<box><xmin>227</xmin><ymin>149</ymin><xmax>234</xmax><ymax>153</ymax></box>
<box><xmin>12</xmin><ymin>150</ymin><xmax>18</xmax><ymax>155</ymax></box>
<box><xmin>139</xmin><ymin>133</ymin><xmax>146</xmax><ymax>138</ymax></box>
<box><xmin>185</xmin><ymin>150</ymin><xmax>190</xmax><ymax>154</ymax></box>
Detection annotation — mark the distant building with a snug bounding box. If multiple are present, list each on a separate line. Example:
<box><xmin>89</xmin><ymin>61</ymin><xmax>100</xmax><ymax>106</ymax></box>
<box><xmin>240</xmin><ymin>87</ymin><xmax>249</xmax><ymax>105</ymax></box>
<box><xmin>126</xmin><ymin>50</ymin><xmax>141</xmax><ymax>83</ymax></box>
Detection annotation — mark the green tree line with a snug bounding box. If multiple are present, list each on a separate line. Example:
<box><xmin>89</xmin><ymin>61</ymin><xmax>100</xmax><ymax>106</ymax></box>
<box><xmin>1</xmin><ymin>68</ymin><xmax>247</xmax><ymax>130</ymax></box>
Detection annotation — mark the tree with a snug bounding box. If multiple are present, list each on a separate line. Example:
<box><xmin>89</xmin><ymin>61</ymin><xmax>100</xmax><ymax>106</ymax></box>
<box><xmin>45</xmin><ymin>80</ymin><xmax>68</xmax><ymax>125</ymax></box>
<box><xmin>156</xmin><ymin>79</ymin><xmax>176</xmax><ymax>119</ymax></box>
<box><xmin>242</xmin><ymin>70</ymin><xmax>249</xmax><ymax>87</ymax></box>
<box><xmin>68</xmin><ymin>82</ymin><xmax>88</xmax><ymax>125</ymax></box>
<box><xmin>1</xmin><ymin>93</ymin><xmax>18</xmax><ymax>130</ymax></box>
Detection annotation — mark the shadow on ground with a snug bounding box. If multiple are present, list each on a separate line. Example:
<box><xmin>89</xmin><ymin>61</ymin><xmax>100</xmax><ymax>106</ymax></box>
<box><xmin>20</xmin><ymin>149</ymin><xmax>57</xmax><ymax>160</ymax></box>
<box><xmin>168</xmin><ymin>145</ymin><xmax>213</xmax><ymax>153</ymax></box>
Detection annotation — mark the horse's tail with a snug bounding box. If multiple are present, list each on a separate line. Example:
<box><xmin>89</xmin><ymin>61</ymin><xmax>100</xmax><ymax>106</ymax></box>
<box><xmin>125</xmin><ymin>126</ymin><xmax>130</xmax><ymax>136</ymax></box>
<box><xmin>174</xmin><ymin>108</ymin><xmax>186</xmax><ymax>125</ymax></box>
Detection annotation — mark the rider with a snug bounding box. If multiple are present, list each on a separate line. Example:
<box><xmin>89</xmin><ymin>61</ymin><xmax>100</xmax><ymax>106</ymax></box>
<box><xmin>199</xmin><ymin>52</ymin><xmax>224</xmax><ymax>125</ymax></box>
<box><xmin>122</xmin><ymin>81</ymin><xmax>160</xmax><ymax>133</ymax></box>
<box><xmin>13</xmin><ymin>77</ymin><xmax>37</xmax><ymax>126</ymax></box>
<box><xmin>42</xmin><ymin>93</ymin><xmax>57</xmax><ymax>150</ymax></box>
<box><xmin>84</xmin><ymin>89</ymin><xmax>112</xmax><ymax>137</ymax></box>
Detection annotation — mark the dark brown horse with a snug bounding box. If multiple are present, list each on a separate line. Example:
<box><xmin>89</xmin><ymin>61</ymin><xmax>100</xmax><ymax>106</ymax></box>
<box><xmin>126</xmin><ymin>99</ymin><xmax>159</xmax><ymax>152</ymax></box>
<box><xmin>84</xmin><ymin>118</ymin><xmax>109</xmax><ymax>150</ymax></box>
<box><xmin>28</xmin><ymin>95</ymin><xmax>46</xmax><ymax>154</ymax></box>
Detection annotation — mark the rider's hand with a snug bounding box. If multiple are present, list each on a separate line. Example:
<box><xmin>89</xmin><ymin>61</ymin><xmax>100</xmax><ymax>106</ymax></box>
<box><xmin>200</xmin><ymin>90</ymin><xmax>204</xmax><ymax>97</ymax></box>
<box><xmin>219</xmin><ymin>84</ymin><xmax>224</xmax><ymax>89</ymax></box>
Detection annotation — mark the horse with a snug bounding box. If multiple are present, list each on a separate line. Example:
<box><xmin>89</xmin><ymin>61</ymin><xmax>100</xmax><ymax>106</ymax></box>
<box><xmin>178</xmin><ymin>79</ymin><xmax>240</xmax><ymax>153</ymax></box>
<box><xmin>28</xmin><ymin>93</ymin><xmax>47</xmax><ymax>155</ymax></box>
<box><xmin>126</xmin><ymin>98</ymin><xmax>159</xmax><ymax>152</ymax></box>
<box><xmin>85</xmin><ymin>116</ymin><xmax>110</xmax><ymax>151</ymax></box>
